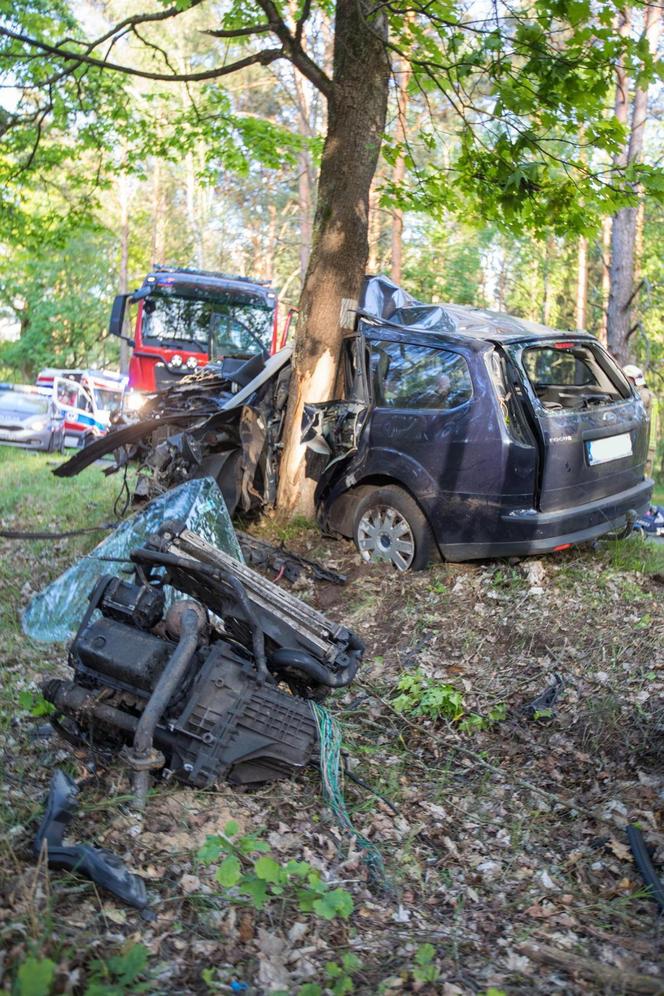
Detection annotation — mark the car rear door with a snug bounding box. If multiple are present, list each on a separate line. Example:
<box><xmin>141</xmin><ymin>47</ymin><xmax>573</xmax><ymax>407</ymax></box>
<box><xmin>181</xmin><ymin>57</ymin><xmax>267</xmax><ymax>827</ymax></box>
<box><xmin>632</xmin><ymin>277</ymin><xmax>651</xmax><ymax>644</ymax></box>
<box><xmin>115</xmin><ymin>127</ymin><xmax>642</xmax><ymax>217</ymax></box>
<box><xmin>509</xmin><ymin>338</ymin><xmax>649</xmax><ymax>513</ymax></box>
<box><xmin>364</xmin><ymin>335</ymin><xmax>477</xmax><ymax>505</ymax></box>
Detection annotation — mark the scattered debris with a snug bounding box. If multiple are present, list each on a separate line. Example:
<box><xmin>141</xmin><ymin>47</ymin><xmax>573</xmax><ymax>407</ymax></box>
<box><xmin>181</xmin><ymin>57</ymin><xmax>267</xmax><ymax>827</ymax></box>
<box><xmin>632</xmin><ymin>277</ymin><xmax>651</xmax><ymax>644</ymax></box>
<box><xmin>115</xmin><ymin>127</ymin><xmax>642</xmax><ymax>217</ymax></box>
<box><xmin>43</xmin><ymin>520</ymin><xmax>363</xmax><ymax>810</ymax></box>
<box><xmin>627</xmin><ymin>824</ymin><xmax>664</xmax><ymax>913</ymax></box>
<box><xmin>237</xmin><ymin>530</ymin><xmax>346</xmax><ymax>586</ymax></box>
<box><xmin>522</xmin><ymin>672</ymin><xmax>566</xmax><ymax>719</ymax></box>
<box><xmin>34</xmin><ymin>769</ymin><xmax>148</xmax><ymax>909</ymax></box>
<box><xmin>635</xmin><ymin>503</ymin><xmax>664</xmax><ymax>538</ymax></box>
<box><xmin>54</xmin><ymin>350</ymin><xmax>293</xmax><ymax>518</ymax></box>
<box><xmin>518</xmin><ymin>941</ymin><xmax>664</xmax><ymax>994</ymax></box>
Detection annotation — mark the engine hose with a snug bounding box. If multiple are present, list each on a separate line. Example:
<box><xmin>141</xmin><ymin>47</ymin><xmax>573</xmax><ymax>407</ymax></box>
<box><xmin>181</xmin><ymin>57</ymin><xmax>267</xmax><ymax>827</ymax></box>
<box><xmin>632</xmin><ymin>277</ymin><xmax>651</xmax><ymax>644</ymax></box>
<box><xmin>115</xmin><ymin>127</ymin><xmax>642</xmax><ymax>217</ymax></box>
<box><xmin>268</xmin><ymin>648</ymin><xmax>358</xmax><ymax>689</ymax></box>
<box><xmin>130</xmin><ymin>605</ymin><xmax>203</xmax><ymax>808</ymax></box>
<box><xmin>627</xmin><ymin>824</ymin><xmax>664</xmax><ymax>912</ymax></box>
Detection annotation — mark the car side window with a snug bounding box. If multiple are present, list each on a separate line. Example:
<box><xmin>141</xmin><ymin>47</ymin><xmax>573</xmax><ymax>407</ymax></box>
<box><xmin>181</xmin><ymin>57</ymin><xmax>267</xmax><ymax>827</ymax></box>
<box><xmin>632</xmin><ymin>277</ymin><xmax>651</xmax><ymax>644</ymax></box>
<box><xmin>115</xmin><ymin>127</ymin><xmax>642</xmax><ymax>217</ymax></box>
<box><xmin>370</xmin><ymin>340</ymin><xmax>472</xmax><ymax>410</ymax></box>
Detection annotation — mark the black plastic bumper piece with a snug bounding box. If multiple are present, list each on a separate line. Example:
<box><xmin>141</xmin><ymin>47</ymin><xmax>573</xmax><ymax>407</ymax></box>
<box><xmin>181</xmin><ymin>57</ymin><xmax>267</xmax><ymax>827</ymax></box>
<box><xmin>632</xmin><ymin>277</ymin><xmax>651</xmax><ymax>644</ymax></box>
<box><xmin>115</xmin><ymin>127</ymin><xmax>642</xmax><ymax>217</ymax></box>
<box><xmin>627</xmin><ymin>823</ymin><xmax>664</xmax><ymax>913</ymax></box>
<box><xmin>34</xmin><ymin>769</ymin><xmax>148</xmax><ymax>910</ymax></box>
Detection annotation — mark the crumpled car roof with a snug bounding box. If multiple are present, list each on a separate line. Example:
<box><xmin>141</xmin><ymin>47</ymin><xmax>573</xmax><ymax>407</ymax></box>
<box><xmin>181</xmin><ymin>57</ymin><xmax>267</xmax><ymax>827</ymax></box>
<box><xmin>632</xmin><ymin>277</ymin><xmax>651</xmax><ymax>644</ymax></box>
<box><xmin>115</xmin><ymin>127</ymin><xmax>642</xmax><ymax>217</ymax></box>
<box><xmin>359</xmin><ymin>274</ymin><xmax>594</xmax><ymax>344</ymax></box>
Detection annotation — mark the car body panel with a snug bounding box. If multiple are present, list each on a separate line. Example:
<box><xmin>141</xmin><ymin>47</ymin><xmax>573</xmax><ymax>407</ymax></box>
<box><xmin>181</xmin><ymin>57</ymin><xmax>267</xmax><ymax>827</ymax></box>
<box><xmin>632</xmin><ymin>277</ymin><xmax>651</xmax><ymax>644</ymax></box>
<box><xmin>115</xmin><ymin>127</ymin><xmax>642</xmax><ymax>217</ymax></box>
<box><xmin>312</xmin><ymin>277</ymin><xmax>652</xmax><ymax>562</ymax></box>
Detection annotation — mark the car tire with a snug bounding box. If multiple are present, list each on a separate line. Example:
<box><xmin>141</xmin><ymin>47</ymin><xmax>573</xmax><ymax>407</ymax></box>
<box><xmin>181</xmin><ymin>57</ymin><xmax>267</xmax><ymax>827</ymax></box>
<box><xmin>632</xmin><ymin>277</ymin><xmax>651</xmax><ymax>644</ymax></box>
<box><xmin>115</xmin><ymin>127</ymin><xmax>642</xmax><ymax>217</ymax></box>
<box><xmin>352</xmin><ymin>485</ymin><xmax>435</xmax><ymax>571</ymax></box>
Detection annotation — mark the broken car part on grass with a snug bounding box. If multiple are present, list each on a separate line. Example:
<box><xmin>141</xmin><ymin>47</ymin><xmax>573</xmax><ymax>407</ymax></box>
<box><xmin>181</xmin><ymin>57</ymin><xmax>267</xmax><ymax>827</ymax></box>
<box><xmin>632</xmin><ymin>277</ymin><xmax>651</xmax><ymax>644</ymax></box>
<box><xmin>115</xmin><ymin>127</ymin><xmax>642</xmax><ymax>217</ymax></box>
<box><xmin>43</xmin><ymin>519</ymin><xmax>363</xmax><ymax>810</ymax></box>
<box><xmin>53</xmin><ymin>348</ymin><xmax>292</xmax><ymax>520</ymax></box>
<box><xmin>34</xmin><ymin>769</ymin><xmax>148</xmax><ymax>910</ymax></box>
<box><xmin>54</xmin><ymin>276</ymin><xmax>652</xmax><ymax>569</ymax></box>
<box><xmin>27</xmin><ymin>482</ymin><xmax>368</xmax><ymax>908</ymax></box>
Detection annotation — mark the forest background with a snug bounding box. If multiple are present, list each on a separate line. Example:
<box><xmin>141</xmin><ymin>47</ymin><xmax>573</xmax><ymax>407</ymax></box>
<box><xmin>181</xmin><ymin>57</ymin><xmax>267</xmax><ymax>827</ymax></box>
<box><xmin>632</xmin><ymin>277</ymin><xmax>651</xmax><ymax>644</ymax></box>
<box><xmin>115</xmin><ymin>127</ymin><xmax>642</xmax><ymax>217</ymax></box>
<box><xmin>1</xmin><ymin>0</ymin><xmax>663</xmax><ymax>478</ymax></box>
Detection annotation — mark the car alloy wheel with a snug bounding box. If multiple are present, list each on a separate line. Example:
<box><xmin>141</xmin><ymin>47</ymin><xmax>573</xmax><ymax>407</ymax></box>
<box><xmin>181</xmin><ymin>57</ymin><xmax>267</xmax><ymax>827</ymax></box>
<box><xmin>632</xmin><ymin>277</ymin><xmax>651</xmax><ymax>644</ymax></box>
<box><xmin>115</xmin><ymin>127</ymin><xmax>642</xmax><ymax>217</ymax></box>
<box><xmin>356</xmin><ymin>504</ymin><xmax>416</xmax><ymax>571</ymax></box>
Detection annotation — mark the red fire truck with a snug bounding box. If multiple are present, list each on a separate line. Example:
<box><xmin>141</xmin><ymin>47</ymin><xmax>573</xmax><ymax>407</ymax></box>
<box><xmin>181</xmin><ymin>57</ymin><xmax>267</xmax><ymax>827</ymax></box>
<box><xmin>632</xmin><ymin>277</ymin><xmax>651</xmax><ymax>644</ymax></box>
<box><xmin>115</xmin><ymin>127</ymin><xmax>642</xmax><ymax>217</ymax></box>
<box><xmin>109</xmin><ymin>266</ymin><xmax>291</xmax><ymax>395</ymax></box>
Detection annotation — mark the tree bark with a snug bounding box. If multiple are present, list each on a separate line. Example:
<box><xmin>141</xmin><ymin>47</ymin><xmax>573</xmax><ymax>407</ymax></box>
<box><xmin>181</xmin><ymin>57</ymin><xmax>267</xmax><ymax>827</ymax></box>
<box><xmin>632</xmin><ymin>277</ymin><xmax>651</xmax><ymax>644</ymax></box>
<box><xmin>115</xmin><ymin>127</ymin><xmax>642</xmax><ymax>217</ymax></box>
<box><xmin>599</xmin><ymin>215</ymin><xmax>611</xmax><ymax>344</ymax></box>
<box><xmin>185</xmin><ymin>151</ymin><xmax>204</xmax><ymax>268</ymax></box>
<box><xmin>575</xmin><ymin>235</ymin><xmax>588</xmax><ymax>330</ymax></box>
<box><xmin>291</xmin><ymin>67</ymin><xmax>315</xmax><ymax>289</ymax></box>
<box><xmin>606</xmin><ymin>4</ymin><xmax>661</xmax><ymax>364</ymax></box>
<box><xmin>151</xmin><ymin>156</ymin><xmax>165</xmax><ymax>265</ymax></box>
<box><xmin>118</xmin><ymin>169</ymin><xmax>130</xmax><ymax>374</ymax></box>
<box><xmin>542</xmin><ymin>237</ymin><xmax>555</xmax><ymax>326</ymax></box>
<box><xmin>276</xmin><ymin>0</ymin><xmax>389</xmax><ymax>516</ymax></box>
<box><xmin>390</xmin><ymin>56</ymin><xmax>411</xmax><ymax>284</ymax></box>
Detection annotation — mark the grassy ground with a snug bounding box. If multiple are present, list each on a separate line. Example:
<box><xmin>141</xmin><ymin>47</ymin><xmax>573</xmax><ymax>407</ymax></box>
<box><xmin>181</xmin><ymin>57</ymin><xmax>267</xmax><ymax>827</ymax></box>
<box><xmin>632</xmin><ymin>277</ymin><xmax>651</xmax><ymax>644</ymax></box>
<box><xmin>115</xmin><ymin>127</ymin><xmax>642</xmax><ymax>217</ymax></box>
<box><xmin>1</xmin><ymin>447</ymin><xmax>663</xmax><ymax>995</ymax></box>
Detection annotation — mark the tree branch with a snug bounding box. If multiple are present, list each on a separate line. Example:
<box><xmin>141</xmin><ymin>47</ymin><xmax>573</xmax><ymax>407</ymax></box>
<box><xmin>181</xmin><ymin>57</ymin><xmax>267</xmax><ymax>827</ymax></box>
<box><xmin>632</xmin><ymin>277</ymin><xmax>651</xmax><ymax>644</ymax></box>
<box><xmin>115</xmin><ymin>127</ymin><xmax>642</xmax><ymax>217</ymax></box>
<box><xmin>0</xmin><ymin>27</ymin><xmax>285</xmax><ymax>83</ymax></box>
<box><xmin>54</xmin><ymin>1</ymin><xmax>207</xmax><ymax>53</ymax></box>
<box><xmin>255</xmin><ymin>0</ymin><xmax>333</xmax><ymax>98</ymax></box>
<box><xmin>205</xmin><ymin>24</ymin><xmax>272</xmax><ymax>39</ymax></box>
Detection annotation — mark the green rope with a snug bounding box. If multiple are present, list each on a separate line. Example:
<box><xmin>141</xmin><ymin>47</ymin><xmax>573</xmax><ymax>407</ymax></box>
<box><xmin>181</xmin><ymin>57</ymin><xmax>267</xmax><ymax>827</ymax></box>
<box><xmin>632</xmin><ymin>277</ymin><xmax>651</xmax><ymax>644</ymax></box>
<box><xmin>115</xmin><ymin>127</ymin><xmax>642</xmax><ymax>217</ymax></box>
<box><xmin>311</xmin><ymin>701</ymin><xmax>387</xmax><ymax>888</ymax></box>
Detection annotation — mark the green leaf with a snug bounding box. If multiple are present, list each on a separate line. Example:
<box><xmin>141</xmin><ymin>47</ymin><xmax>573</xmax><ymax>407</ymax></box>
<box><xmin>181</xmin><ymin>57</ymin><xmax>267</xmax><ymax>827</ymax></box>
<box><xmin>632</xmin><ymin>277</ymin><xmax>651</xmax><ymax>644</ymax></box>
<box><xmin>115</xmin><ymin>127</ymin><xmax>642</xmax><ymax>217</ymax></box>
<box><xmin>240</xmin><ymin>877</ymin><xmax>268</xmax><ymax>909</ymax></box>
<box><xmin>254</xmin><ymin>855</ymin><xmax>283</xmax><ymax>883</ymax></box>
<box><xmin>198</xmin><ymin>836</ymin><xmax>224</xmax><ymax>864</ymax></box>
<box><xmin>237</xmin><ymin>834</ymin><xmax>271</xmax><ymax>854</ymax></box>
<box><xmin>224</xmin><ymin>820</ymin><xmax>239</xmax><ymax>837</ymax></box>
<box><xmin>341</xmin><ymin>953</ymin><xmax>362</xmax><ymax>972</ymax></box>
<box><xmin>414</xmin><ymin>943</ymin><xmax>436</xmax><ymax>965</ymax></box>
<box><xmin>298</xmin><ymin>985</ymin><xmax>323</xmax><ymax>996</ymax></box>
<box><xmin>312</xmin><ymin>888</ymin><xmax>354</xmax><ymax>921</ymax></box>
<box><xmin>216</xmin><ymin>854</ymin><xmax>242</xmax><ymax>888</ymax></box>
<box><xmin>285</xmin><ymin>860</ymin><xmax>311</xmax><ymax>878</ymax></box>
<box><xmin>107</xmin><ymin>944</ymin><xmax>148</xmax><ymax>986</ymax></box>
<box><xmin>17</xmin><ymin>957</ymin><xmax>56</xmax><ymax>996</ymax></box>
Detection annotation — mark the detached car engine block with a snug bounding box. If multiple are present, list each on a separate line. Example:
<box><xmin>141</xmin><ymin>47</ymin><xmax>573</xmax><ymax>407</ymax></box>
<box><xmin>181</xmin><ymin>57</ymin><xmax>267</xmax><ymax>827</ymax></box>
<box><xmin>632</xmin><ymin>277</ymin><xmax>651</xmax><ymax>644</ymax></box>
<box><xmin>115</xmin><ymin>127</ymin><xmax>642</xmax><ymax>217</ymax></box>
<box><xmin>44</xmin><ymin>522</ymin><xmax>363</xmax><ymax>800</ymax></box>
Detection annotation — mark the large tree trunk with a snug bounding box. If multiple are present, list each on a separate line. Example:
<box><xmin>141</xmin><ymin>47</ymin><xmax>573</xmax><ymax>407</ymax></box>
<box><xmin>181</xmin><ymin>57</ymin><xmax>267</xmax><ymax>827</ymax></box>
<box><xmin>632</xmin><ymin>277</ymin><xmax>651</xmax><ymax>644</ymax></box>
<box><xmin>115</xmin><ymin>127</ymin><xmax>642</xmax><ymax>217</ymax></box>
<box><xmin>390</xmin><ymin>56</ymin><xmax>411</xmax><ymax>284</ymax></box>
<box><xmin>599</xmin><ymin>216</ymin><xmax>611</xmax><ymax>344</ymax></box>
<box><xmin>276</xmin><ymin>0</ymin><xmax>389</xmax><ymax>516</ymax></box>
<box><xmin>291</xmin><ymin>67</ymin><xmax>315</xmax><ymax>289</ymax></box>
<box><xmin>606</xmin><ymin>4</ymin><xmax>661</xmax><ymax>364</ymax></box>
<box><xmin>575</xmin><ymin>236</ymin><xmax>588</xmax><ymax>330</ymax></box>
<box><xmin>118</xmin><ymin>170</ymin><xmax>131</xmax><ymax>374</ymax></box>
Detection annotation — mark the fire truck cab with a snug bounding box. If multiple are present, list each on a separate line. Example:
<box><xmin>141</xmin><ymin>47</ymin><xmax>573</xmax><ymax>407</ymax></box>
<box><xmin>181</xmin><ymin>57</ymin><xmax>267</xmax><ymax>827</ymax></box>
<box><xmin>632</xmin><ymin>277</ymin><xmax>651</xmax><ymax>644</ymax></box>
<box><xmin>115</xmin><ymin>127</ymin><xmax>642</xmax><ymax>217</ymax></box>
<box><xmin>110</xmin><ymin>266</ymin><xmax>287</xmax><ymax>395</ymax></box>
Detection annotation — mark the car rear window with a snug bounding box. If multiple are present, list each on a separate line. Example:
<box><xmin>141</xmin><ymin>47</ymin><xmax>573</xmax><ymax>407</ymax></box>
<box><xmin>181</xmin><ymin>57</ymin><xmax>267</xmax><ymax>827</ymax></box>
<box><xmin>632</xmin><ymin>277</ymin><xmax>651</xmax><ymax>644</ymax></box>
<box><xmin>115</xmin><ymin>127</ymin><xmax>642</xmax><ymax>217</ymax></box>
<box><xmin>370</xmin><ymin>340</ymin><xmax>472</xmax><ymax>410</ymax></box>
<box><xmin>521</xmin><ymin>342</ymin><xmax>631</xmax><ymax>411</ymax></box>
<box><xmin>0</xmin><ymin>392</ymin><xmax>48</xmax><ymax>415</ymax></box>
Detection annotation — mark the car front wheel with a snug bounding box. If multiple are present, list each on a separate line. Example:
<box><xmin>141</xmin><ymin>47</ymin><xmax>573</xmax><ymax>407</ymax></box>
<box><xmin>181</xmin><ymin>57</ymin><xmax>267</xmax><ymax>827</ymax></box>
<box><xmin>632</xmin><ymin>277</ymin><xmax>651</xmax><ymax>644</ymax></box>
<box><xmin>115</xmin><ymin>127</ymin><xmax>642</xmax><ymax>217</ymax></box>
<box><xmin>352</xmin><ymin>485</ymin><xmax>435</xmax><ymax>571</ymax></box>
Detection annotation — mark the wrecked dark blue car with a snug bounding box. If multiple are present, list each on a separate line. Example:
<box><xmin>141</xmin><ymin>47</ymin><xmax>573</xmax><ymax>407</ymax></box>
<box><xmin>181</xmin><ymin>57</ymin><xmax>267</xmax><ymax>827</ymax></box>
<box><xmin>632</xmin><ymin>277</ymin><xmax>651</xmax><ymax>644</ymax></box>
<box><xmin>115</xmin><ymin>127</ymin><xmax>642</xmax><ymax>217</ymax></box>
<box><xmin>305</xmin><ymin>277</ymin><xmax>653</xmax><ymax>569</ymax></box>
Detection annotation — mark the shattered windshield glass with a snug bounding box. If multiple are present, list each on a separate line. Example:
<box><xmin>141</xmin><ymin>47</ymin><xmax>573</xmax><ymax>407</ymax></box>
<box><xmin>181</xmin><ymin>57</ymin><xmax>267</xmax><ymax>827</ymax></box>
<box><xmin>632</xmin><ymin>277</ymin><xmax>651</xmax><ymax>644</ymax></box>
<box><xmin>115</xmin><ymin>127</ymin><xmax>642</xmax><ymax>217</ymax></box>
<box><xmin>22</xmin><ymin>477</ymin><xmax>243</xmax><ymax>643</ymax></box>
<box><xmin>141</xmin><ymin>291</ymin><xmax>273</xmax><ymax>356</ymax></box>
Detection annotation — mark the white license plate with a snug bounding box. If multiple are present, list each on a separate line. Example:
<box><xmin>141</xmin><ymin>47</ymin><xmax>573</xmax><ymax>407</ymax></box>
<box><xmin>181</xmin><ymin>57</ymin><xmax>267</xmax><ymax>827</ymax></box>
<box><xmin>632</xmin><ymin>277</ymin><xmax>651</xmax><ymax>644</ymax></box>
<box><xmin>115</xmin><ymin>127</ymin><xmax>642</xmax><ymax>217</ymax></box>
<box><xmin>587</xmin><ymin>432</ymin><xmax>632</xmax><ymax>466</ymax></box>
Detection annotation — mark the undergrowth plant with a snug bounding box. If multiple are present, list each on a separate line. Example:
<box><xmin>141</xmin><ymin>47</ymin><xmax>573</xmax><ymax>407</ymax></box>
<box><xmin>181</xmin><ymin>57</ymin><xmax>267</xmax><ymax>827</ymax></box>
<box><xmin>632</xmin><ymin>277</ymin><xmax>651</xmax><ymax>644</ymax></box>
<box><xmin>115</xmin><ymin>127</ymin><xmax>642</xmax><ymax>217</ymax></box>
<box><xmin>6</xmin><ymin>944</ymin><xmax>151</xmax><ymax>996</ymax></box>
<box><xmin>392</xmin><ymin>670</ymin><xmax>506</xmax><ymax>731</ymax></box>
<box><xmin>197</xmin><ymin>822</ymin><xmax>353</xmax><ymax>920</ymax></box>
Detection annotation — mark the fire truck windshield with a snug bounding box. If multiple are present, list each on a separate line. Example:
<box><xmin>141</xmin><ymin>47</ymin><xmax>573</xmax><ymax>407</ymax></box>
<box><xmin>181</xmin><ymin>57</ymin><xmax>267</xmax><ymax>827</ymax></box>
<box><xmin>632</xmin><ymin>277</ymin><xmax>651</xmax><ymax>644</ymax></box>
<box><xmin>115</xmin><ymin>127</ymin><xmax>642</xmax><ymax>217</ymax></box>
<box><xmin>141</xmin><ymin>291</ymin><xmax>273</xmax><ymax>356</ymax></box>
